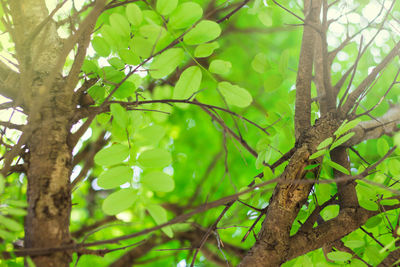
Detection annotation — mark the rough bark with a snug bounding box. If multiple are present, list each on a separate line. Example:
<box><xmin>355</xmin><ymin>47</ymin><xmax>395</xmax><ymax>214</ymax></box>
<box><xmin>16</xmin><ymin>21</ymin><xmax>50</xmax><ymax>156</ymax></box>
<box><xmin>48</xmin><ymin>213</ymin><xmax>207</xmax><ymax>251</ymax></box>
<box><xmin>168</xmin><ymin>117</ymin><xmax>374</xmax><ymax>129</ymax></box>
<box><xmin>25</xmin><ymin>77</ymin><xmax>75</xmax><ymax>266</ymax></box>
<box><xmin>331</xmin><ymin>147</ymin><xmax>358</xmax><ymax>208</ymax></box>
<box><xmin>294</xmin><ymin>0</ymin><xmax>321</xmax><ymax>139</ymax></box>
<box><xmin>239</xmin><ymin>112</ymin><xmax>339</xmax><ymax>266</ymax></box>
<box><xmin>7</xmin><ymin>1</ymin><xmax>75</xmax><ymax>266</ymax></box>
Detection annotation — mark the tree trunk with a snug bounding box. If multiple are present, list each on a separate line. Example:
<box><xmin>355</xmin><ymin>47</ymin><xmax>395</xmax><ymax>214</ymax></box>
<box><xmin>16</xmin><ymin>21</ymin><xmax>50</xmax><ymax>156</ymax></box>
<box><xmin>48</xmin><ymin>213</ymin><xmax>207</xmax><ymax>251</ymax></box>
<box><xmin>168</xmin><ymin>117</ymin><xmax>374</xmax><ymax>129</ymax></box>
<box><xmin>25</xmin><ymin>77</ymin><xmax>74</xmax><ymax>266</ymax></box>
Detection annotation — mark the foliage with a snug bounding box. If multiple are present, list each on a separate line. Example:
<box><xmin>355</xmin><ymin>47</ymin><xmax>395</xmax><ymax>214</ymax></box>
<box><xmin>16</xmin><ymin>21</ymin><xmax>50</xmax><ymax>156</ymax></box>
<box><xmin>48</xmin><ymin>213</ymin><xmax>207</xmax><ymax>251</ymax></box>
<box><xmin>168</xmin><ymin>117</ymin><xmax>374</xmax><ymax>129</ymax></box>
<box><xmin>0</xmin><ymin>0</ymin><xmax>399</xmax><ymax>266</ymax></box>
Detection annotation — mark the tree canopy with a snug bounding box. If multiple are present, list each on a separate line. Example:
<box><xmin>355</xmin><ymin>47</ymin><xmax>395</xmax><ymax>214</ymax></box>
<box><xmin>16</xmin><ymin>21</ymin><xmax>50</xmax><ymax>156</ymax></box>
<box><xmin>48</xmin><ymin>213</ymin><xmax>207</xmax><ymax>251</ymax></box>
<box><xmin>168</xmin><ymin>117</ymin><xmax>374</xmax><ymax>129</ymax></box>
<box><xmin>0</xmin><ymin>0</ymin><xmax>399</xmax><ymax>266</ymax></box>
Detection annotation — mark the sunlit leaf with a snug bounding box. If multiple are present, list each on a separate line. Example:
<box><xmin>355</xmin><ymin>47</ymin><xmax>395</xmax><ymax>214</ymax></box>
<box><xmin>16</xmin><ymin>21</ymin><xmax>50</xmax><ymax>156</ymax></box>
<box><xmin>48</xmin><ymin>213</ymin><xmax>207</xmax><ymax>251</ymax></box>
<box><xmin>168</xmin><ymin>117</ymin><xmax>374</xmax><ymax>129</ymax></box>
<box><xmin>194</xmin><ymin>42</ymin><xmax>219</xmax><ymax>58</ymax></box>
<box><xmin>0</xmin><ymin>215</ymin><xmax>23</xmax><ymax>231</ymax></box>
<box><xmin>327</xmin><ymin>251</ymin><xmax>352</xmax><ymax>262</ymax></box>
<box><xmin>218</xmin><ymin>81</ymin><xmax>252</xmax><ymax>108</ymax></box>
<box><xmin>325</xmin><ymin>159</ymin><xmax>350</xmax><ymax>175</ymax></box>
<box><xmin>334</xmin><ymin>119</ymin><xmax>361</xmax><ymax>136</ymax></box>
<box><xmin>150</xmin><ymin>48</ymin><xmax>184</xmax><ymax>79</ymax></box>
<box><xmin>110</xmin><ymin>103</ymin><xmax>129</xmax><ymax>128</ymax></box>
<box><xmin>317</xmin><ymin>137</ymin><xmax>333</xmax><ymax>150</ymax></box>
<box><xmin>94</xmin><ymin>144</ymin><xmax>130</xmax><ymax>166</ymax></box>
<box><xmin>209</xmin><ymin>59</ymin><xmax>231</xmax><ymax>75</ymax></box>
<box><xmin>251</xmin><ymin>53</ymin><xmax>271</xmax><ymax>73</ymax></box>
<box><xmin>102</xmin><ymin>189</ymin><xmax>137</xmax><ymax>215</ymax></box>
<box><xmin>331</xmin><ymin>132</ymin><xmax>355</xmax><ymax>150</ymax></box>
<box><xmin>173</xmin><ymin>66</ymin><xmax>202</xmax><ymax>102</ymax></box>
<box><xmin>147</xmin><ymin>204</ymin><xmax>173</xmax><ymax>237</ymax></box>
<box><xmin>141</xmin><ymin>171</ymin><xmax>175</xmax><ymax>192</ymax></box>
<box><xmin>92</xmin><ymin>37</ymin><xmax>110</xmax><ymax>57</ymax></box>
<box><xmin>183</xmin><ymin>20</ymin><xmax>221</xmax><ymax>45</ymax></box>
<box><xmin>168</xmin><ymin>2</ymin><xmax>203</xmax><ymax>29</ymax></box>
<box><xmin>156</xmin><ymin>0</ymin><xmax>178</xmax><ymax>16</ymax></box>
<box><xmin>97</xmin><ymin>165</ymin><xmax>133</xmax><ymax>189</ymax></box>
<box><xmin>138</xmin><ymin>148</ymin><xmax>172</xmax><ymax>168</ymax></box>
<box><xmin>126</xmin><ymin>3</ymin><xmax>143</xmax><ymax>26</ymax></box>
<box><xmin>109</xmin><ymin>13</ymin><xmax>131</xmax><ymax>37</ymax></box>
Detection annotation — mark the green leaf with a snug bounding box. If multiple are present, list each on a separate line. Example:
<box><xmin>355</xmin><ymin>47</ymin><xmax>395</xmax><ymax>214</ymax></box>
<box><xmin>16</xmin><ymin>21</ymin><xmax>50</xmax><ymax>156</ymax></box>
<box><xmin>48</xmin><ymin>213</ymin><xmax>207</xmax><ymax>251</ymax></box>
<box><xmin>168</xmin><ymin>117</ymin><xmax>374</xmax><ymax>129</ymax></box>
<box><xmin>92</xmin><ymin>37</ymin><xmax>110</xmax><ymax>57</ymax></box>
<box><xmin>0</xmin><ymin>215</ymin><xmax>23</xmax><ymax>231</ymax></box>
<box><xmin>331</xmin><ymin>132</ymin><xmax>355</xmax><ymax>150</ymax></box>
<box><xmin>321</xmin><ymin>205</ymin><xmax>339</xmax><ymax>220</ymax></box>
<box><xmin>126</xmin><ymin>3</ymin><xmax>143</xmax><ymax>26</ymax></box>
<box><xmin>138</xmin><ymin>148</ymin><xmax>172</xmax><ymax>168</ymax></box>
<box><xmin>194</xmin><ymin>42</ymin><xmax>219</xmax><ymax>58</ymax></box>
<box><xmin>141</xmin><ymin>171</ymin><xmax>175</xmax><ymax>192</ymax></box>
<box><xmin>97</xmin><ymin>165</ymin><xmax>133</xmax><ymax>189</ymax></box>
<box><xmin>113</xmin><ymin>81</ymin><xmax>135</xmax><ymax>99</ymax></box>
<box><xmin>0</xmin><ymin>174</ymin><xmax>4</xmax><ymax>195</ymax></box>
<box><xmin>218</xmin><ymin>81</ymin><xmax>252</xmax><ymax>108</ymax></box>
<box><xmin>334</xmin><ymin>119</ymin><xmax>361</xmax><ymax>136</ymax></box>
<box><xmin>101</xmin><ymin>24</ymin><xmax>122</xmax><ymax>48</ymax></box>
<box><xmin>344</xmin><ymin>239</ymin><xmax>365</xmax><ymax>248</ymax></box>
<box><xmin>156</xmin><ymin>0</ymin><xmax>178</xmax><ymax>16</ymax></box>
<box><xmin>325</xmin><ymin>159</ymin><xmax>350</xmax><ymax>175</ymax></box>
<box><xmin>5</xmin><ymin>199</ymin><xmax>27</xmax><ymax>207</ymax></box>
<box><xmin>251</xmin><ymin>53</ymin><xmax>271</xmax><ymax>73</ymax></box>
<box><xmin>139</xmin><ymin>25</ymin><xmax>167</xmax><ymax>43</ymax></box>
<box><xmin>173</xmin><ymin>66</ymin><xmax>202</xmax><ymax>100</ymax></box>
<box><xmin>147</xmin><ymin>204</ymin><xmax>173</xmax><ymax>237</ymax></box>
<box><xmin>304</xmin><ymin>164</ymin><xmax>319</xmax><ymax>170</ymax></box>
<box><xmin>183</xmin><ymin>20</ymin><xmax>221</xmax><ymax>45</ymax></box>
<box><xmin>309</xmin><ymin>149</ymin><xmax>327</xmax><ymax>159</ymax></box>
<box><xmin>377</xmin><ymin>138</ymin><xmax>389</xmax><ymax>157</ymax></box>
<box><xmin>380</xmin><ymin>198</ymin><xmax>399</xmax><ymax>206</ymax></box>
<box><xmin>118</xmin><ymin>49</ymin><xmax>140</xmax><ymax>65</ymax></box>
<box><xmin>209</xmin><ymin>59</ymin><xmax>231</xmax><ymax>75</ymax></box>
<box><xmin>317</xmin><ymin>137</ymin><xmax>333</xmax><ymax>150</ymax></box>
<box><xmin>109</xmin><ymin>13</ymin><xmax>131</xmax><ymax>37</ymax></box>
<box><xmin>263</xmin><ymin>166</ymin><xmax>274</xmax><ymax>179</ymax></box>
<box><xmin>239</xmin><ymin>187</ymin><xmax>251</xmax><ymax>200</ymax></box>
<box><xmin>131</xmin><ymin>36</ymin><xmax>153</xmax><ymax>58</ymax></box>
<box><xmin>110</xmin><ymin>103</ymin><xmax>129</xmax><ymax>128</ymax></box>
<box><xmin>327</xmin><ymin>251</ymin><xmax>352</xmax><ymax>262</ymax></box>
<box><xmin>136</xmin><ymin>125</ymin><xmax>166</xmax><ymax>145</ymax></box>
<box><xmin>2</xmin><ymin>207</ymin><xmax>27</xmax><ymax>216</ymax></box>
<box><xmin>168</xmin><ymin>2</ymin><xmax>203</xmax><ymax>29</ymax></box>
<box><xmin>264</xmin><ymin>71</ymin><xmax>284</xmax><ymax>91</ymax></box>
<box><xmin>365</xmin><ymin>215</ymin><xmax>382</xmax><ymax>228</ymax></box>
<box><xmin>258</xmin><ymin>8</ymin><xmax>272</xmax><ymax>27</ymax></box>
<box><xmin>94</xmin><ymin>144</ymin><xmax>130</xmax><ymax>166</ymax></box>
<box><xmin>102</xmin><ymin>188</ymin><xmax>137</xmax><ymax>215</ymax></box>
<box><xmin>108</xmin><ymin>57</ymin><xmax>125</xmax><ymax>69</ymax></box>
<box><xmin>359</xmin><ymin>199</ymin><xmax>378</xmax><ymax>211</ymax></box>
<box><xmin>150</xmin><ymin>48</ymin><xmax>184</xmax><ymax>79</ymax></box>
<box><xmin>0</xmin><ymin>228</ymin><xmax>16</xmax><ymax>240</ymax></box>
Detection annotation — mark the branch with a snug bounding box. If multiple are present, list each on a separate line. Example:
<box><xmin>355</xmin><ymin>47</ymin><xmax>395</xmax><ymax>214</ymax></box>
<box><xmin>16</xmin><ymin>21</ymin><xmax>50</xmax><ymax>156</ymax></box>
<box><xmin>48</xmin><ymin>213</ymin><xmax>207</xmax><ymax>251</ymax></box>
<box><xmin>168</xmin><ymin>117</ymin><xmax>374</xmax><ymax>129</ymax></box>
<box><xmin>340</xmin><ymin>41</ymin><xmax>400</xmax><ymax>116</ymax></box>
<box><xmin>345</xmin><ymin>105</ymin><xmax>400</xmax><ymax>147</ymax></box>
<box><xmin>294</xmin><ymin>0</ymin><xmax>321</xmax><ymax>139</ymax></box>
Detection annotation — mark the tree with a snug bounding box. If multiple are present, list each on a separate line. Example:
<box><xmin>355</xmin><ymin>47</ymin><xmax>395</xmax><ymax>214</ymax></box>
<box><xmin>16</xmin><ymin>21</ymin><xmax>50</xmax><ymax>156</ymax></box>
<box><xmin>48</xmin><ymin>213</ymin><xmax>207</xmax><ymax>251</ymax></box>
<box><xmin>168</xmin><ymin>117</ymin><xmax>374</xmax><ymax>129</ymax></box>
<box><xmin>0</xmin><ymin>0</ymin><xmax>399</xmax><ymax>266</ymax></box>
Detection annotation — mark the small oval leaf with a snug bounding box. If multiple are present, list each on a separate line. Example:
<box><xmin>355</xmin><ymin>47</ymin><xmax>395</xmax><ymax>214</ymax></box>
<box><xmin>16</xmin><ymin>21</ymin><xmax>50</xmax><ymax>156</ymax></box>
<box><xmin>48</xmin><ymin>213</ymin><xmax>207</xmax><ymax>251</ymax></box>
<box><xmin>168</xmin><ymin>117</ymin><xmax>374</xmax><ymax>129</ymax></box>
<box><xmin>98</xmin><ymin>165</ymin><xmax>133</xmax><ymax>189</ymax></box>
<box><xmin>183</xmin><ymin>20</ymin><xmax>221</xmax><ymax>45</ymax></box>
<box><xmin>209</xmin><ymin>59</ymin><xmax>231</xmax><ymax>75</ymax></box>
<box><xmin>150</xmin><ymin>48</ymin><xmax>184</xmax><ymax>79</ymax></box>
<box><xmin>126</xmin><ymin>3</ymin><xmax>143</xmax><ymax>26</ymax></box>
<box><xmin>147</xmin><ymin>204</ymin><xmax>173</xmax><ymax>237</ymax></box>
<box><xmin>169</xmin><ymin>2</ymin><xmax>203</xmax><ymax>29</ymax></box>
<box><xmin>138</xmin><ymin>148</ymin><xmax>172</xmax><ymax>169</ymax></box>
<box><xmin>173</xmin><ymin>66</ymin><xmax>202</xmax><ymax>100</ymax></box>
<box><xmin>156</xmin><ymin>0</ymin><xmax>178</xmax><ymax>15</ymax></box>
<box><xmin>141</xmin><ymin>171</ymin><xmax>175</xmax><ymax>192</ymax></box>
<box><xmin>218</xmin><ymin>81</ymin><xmax>252</xmax><ymax>108</ymax></box>
<box><xmin>94</xmin><ymin>144</ymin><xmax>130</xmax><ymax>166</ymax></box>
<box><xmin>102</xmin><ymin>189</ymin><xmax>137</xmax><ymax>215</ymax></box>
